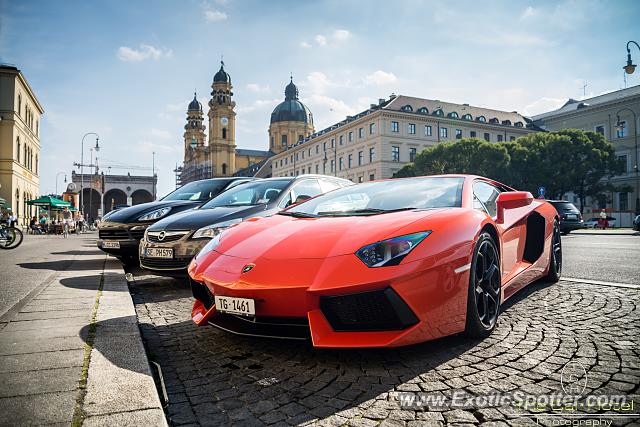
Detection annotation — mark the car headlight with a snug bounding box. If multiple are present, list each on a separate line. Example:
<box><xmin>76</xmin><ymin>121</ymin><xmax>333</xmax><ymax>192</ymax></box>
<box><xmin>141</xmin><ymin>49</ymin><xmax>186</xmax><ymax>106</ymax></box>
<box><xmin>191</xmin><ymin>218</ymin><xmax>243</xmax><ymax>239</ymax></box>
<box><xmin>355</xmin><ymin>231</ymin><xmax>431</xmax><ymax>268</ymax></box>
<box><xmin>137</xmin><ymin>207</ymin><xmax>171</xmax><ymax>221</ymax></box>
<box><xmin>194</xmin><ymin>230</ymin><xmax>225</xmax><ymax>261</ymax></box>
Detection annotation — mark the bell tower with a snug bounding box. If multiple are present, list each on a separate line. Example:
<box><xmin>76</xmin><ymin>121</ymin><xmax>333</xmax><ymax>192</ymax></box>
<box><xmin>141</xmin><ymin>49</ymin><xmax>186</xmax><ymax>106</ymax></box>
<box><xmin>181</xmin><ymin>92</ymin><xmax>209</xmax><ymax>183</ymax></box>
<box><xmin>208</xmin><ymin>60</ymin><xmax>236</xmax><ymax>176</ymax></box>
<box><xmin>184</xmin><ymin>92</ymin><xmax>206</xmax><ymax>153</ymax></box>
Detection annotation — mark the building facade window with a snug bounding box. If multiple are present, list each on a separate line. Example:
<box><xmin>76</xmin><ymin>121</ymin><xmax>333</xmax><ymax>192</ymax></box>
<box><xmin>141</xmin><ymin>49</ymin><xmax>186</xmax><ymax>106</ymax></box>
<box><xmin>339</xmin><ymin>157</ymin><xmax>344</xmax><ymax>170</ymax></box>
<box><xmin>358</xmin><ymin>151</ymin><xmax>363</xmax><ymax>166</ymax></box>
<box><xmin>281</xmin><ymin>134</ymin><xmax>288</xmax><ymax>147</ymax></box>
<box><xmin>391</xmin><ymin>121</ymin><xmax>399</xmax><ymax>132</ymax></box>
<box><xmin>510</xmin><ymin>136</ymin><xmax>516</xmax><ymax>141</ymax></box>
<box><xmin>391</xmin><ymin>146</ymin><xmax>400</xmax><ymax>162</ymax></box>
<box><xmin>358</xmin><ymin>176</ymin><xmax>363</xmax><ymax>183</ymax></box>
<box><xmin>618</xmin><ymin>154</ymin><xmax>629</xmax><ymax>173</ymax></box>
<box><xmin>425</xmin><ymin>125</ymin><xmax>432</xmax><ymax>136</ymax></box>
<box><xmin>409</xmin><ymin>147</ymin><xmax>417</xmax><ymax>162</ymax></box>
<box><xmin>316</xmin><ymin>145</ymin><xmax>319</xmax><ymax>154</ymax></box>
<box><xmin>330</xmin><ymin>159</ymin><xmax>335</xmax><ymax>173</ymax></box>
<box><xmin>497</xmin><ymin>134</ymin><xmax>504</xmax><ymax>142</ymax></box>
<box><xmin>358</xmin><ymin>128</ymin><xmax>364</xmax><ymax>138</ymax></box>
<box><xmin>470</xmin><ymin>131</ymin><xmax>477</xmax><ymax>138</ymax></box>
<box><xmin>408</xmin><ymin>123</ymin><xmax>416</xmax><ymax>135</ymax></box>
<box><xmin>616</xmin><ymin>121</ymin><xmax>627</xmax><ymax>138</ymax></box>
<box><xmin>369</xmin><ymin>123</ymin><xmax>376</xmax><ymax>134</ymax></box>
<box><xmin>348</xmin><ymin>131</ymin><xmax>353</xmax><ymax>142</ymax></box>
<box><xmin>339</xmin><ymin>135</ymin><xmax>344</xmax><ymax>145</ymax></box>
<box><xmin>315</xmin><ymin>164</ymin><xmax>319</xmax><ymax>174</ymax></box>
<box><xmin>369</xmin><ymin>174</ymin><xmax>375</xmax><ymax>181</ymax></box>
<box><xmin>455</xmin><ymin>129</ymin><xmax>462</xmax><ymax>139</ymax></box>
<box><xmin>484</xmin><ymin>133</ymin><xmax>490</xmax><ymax>142</ymax></box>
<box><xmin>348</xmin><ymin>154</ymin><xmax>353</xmax><ymax>168</ymax></box>
<box><xmin>16</xmin><ymin>138</ymin><xmax>20</xmax><ymax>162</ymax></box>
<box><xmin>619</xmin><ymin>192</ymin><xmax>628</xmax><ymax>211</ymax></box>
<box><xmin>594</xmin><ymin>125</ymin><xmax>605</xmax><ymax>135</ymax></box>
<box><xmin>369</xmin><ymin>147</ymin><xmax>376</xmax><ymax>162</ymax></box>
<box><xmin>440</xmin><ymin>127</ymin><xmax>448</xmax><ymax>138</ymax></box>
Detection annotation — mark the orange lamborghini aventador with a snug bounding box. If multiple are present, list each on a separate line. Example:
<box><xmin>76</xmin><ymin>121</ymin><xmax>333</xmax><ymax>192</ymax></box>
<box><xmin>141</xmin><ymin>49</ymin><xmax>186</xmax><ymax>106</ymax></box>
<box><xmin>188</xmin><ymin>175</ymin><xmax>561</xmax><ymax>348</ymax></box>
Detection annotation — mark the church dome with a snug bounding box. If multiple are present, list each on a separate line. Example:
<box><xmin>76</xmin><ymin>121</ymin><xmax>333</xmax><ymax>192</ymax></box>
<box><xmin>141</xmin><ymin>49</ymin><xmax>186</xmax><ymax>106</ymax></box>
<box><xmin>188</xmin><ymin>92</ymin><xmax>202</xmax><ymax>111</ymax></box>
<box><xmin>270</xmin><ymin>78</ymin><xmax>313</xmax><ymax>125</ymax></box>
<box><xmin>213</xmin><ymin>61</ymin><xmax>231</xmax><ymax>84</ymax></box>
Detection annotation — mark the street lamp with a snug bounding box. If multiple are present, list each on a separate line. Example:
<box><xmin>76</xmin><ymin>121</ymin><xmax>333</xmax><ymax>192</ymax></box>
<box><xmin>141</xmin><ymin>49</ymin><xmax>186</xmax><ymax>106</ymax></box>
<box><xmin>80</xmin><ymin>132</ymin><xmax>99</xmax><ymax>221</ymax></box>
<box><xmin>623</xmin><ymin>41</ymin><xmax>639</xmax><ymax>75</ymax></box>
<box><xmin>615</xmin><ymin>108</ymin><xmax>639</xmax><ymax>215</ymax></box>
<box><xmin>55</xmin><ymin>172</ymin><xmax>67</xmax><ymax>196</ymax></box>
<box><xmin>323</xmin><ymin>142</ymin><xmax>338</xmax><ymax>177</ymax></box>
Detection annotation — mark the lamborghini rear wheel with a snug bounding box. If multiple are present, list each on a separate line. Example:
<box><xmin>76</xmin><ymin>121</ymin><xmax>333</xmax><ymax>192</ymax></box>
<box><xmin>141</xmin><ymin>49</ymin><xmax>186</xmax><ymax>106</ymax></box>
<box><xmin>465</xmin><ymin>232</ymin><xmax>501</xmax><ymax>338</ymax></box>
<box><xmin>544</xmin><ymin>220</ymin><xmax>562</xmax><ymax>283</ymax></box>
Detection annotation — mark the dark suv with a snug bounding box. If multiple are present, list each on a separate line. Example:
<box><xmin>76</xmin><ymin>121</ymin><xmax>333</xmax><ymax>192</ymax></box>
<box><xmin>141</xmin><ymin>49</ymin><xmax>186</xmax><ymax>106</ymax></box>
<box><xmin>139</xmin><ymin>175</ymin><xmax>353</xmax><ymax>277</ymax></box>
<box><xmin>546</xmin><ymin>200</ymin><xmax>583</xmax><ymax>234</ymax></box>
<box><xmin>98</xmin><ymin>177</ymin><xmax>252</xmax><ymax>267</ymax></box>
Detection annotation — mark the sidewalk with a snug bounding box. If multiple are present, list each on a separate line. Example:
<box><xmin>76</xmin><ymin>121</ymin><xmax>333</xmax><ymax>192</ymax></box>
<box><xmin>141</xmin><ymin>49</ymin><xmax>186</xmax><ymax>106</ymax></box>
<box><xmin>569</xmin><ymin>227</ymin><xmax>638</xmax><ymax>235</ymax></box>
<box><xmin>0</xmin><ymin>250</ymin><xmax>166</xmax><ymax>426</ymax></box>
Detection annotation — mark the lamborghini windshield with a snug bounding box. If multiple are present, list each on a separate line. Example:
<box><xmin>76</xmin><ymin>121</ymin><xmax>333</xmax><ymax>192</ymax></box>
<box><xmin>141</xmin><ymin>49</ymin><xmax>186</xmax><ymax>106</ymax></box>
<box><xmin>284</xmin><ymin>177</ymin><xmax>464</xmax><ymax>217</ymax></box>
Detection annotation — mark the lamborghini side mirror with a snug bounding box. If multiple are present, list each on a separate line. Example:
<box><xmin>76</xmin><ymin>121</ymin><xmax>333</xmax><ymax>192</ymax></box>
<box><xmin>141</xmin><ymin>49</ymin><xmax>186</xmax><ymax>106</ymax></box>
<box><xmin>496</xmin><ymin>191</ymin><xmax>533</xmax><ymax>224</ymax></box>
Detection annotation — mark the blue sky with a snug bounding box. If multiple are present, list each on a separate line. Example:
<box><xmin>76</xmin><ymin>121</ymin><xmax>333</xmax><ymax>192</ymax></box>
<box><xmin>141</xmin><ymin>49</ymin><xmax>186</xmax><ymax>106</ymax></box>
<box><xmin>1</xmin><ymin>0</ymin><xmax>639</xmax><ymax>196</ymax></box>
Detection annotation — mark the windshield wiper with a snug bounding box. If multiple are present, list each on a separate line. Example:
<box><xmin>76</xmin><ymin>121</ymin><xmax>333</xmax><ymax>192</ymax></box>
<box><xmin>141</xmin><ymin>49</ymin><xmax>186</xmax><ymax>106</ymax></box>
<box><xmin>278</xmin><ymin>211</ymin><xmax>318</xmax><ymax>218</ymax></box>
<box><xmin>317</xmin><ymin>207</ymin><xmax>417</xmax><ymax>216</ymax></box>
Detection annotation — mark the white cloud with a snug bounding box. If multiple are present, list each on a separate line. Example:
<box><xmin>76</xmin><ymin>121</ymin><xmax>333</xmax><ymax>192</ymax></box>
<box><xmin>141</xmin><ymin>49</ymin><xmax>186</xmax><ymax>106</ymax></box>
<box><xmin>522</xmin><ymin>97</ymin><xmax>566</xmax><ymax>116</ymax></box>
<box><xmin>308</xmin><ymin>29</ymin><xmax>351</xmax><ymax>48</ymax></box>
<box><xmin>364</xmin><ymin>70</ymin><xmax>398</xmax><ymax>86</ymax></box>
<box><xmin>521</xmin><ymin>6</ymin><xmax>537</xmax><ymax>19</ymax></box>
<box><xmin>332</xmin><ymin>29</ymin><xmax>351</xmax><ymax>41</ymax></box>
<box><xmin>235</xmin><ymin>98</ymin><xmax>280</xmax><ymax>114</ymax></box>
<box><xmin>205</xmin><ymin>8</ymin><xmax>227</xmax><ymax>22</ymax></box>
<box><xmin>246</xmin><ymin>83</ymin><xmax>270</xmax><ymax>93</ymax></box>
<box><xmin>314</xmin><ymin>35</ymin><xmax>327</xmax><ymax>46</ymax></box>
<box><xmin>117</xmin><ymin>44</ymin><xmax>172</xmax><ymax>62</ymax></box>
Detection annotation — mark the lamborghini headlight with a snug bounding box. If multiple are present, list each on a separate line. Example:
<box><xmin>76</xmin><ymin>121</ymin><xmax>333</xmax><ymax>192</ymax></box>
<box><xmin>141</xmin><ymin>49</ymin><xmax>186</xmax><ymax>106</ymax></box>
<box><xmin>355</xmin><ymin>231</ymin><xmax>431</xmax><ymax>268</ymax></box>
<box><xmin>191</xmin><ymin>218</ymin><xmax>243</xmax><ymax>239</ymax></box>
<box><xmin>137</xmin><ymin>207</ymin><xmax>171</xmax><ymax>221</ymax></box>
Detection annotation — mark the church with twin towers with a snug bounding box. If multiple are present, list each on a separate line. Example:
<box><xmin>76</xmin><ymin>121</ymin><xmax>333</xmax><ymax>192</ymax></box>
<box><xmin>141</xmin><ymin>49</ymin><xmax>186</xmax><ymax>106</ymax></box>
<box><xmin>177</xmin><ymin>61</ymin><xmax>314</xmax><ymax>185</ymax></box>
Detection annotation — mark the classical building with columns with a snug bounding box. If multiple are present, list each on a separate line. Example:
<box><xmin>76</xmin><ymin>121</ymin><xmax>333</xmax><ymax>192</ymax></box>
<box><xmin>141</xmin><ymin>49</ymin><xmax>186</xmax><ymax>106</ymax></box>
<box><xmin>177</xmin><ymin>63</ymin><xmax>315</xmax><ymax>185</ymax></box>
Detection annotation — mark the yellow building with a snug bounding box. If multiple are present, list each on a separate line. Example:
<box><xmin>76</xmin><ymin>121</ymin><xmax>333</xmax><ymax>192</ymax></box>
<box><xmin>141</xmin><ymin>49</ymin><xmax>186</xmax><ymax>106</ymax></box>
<box><xmin>178</xmin><ymin>63</ymin><xmax>314</xmax><ymax>184</ymax></box>
<box><xmin>0</xmin><ymin>65</ymin><xmax>44</xmax><ymax>224</ymax></box>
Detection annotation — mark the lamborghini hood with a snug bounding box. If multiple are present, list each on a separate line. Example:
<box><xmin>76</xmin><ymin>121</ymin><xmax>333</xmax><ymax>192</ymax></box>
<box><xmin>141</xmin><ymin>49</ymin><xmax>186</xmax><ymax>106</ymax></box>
<box><xmin>216</xmin><ymin>209</ymin><xmax>446</xmax><ymax>260</ymax></box>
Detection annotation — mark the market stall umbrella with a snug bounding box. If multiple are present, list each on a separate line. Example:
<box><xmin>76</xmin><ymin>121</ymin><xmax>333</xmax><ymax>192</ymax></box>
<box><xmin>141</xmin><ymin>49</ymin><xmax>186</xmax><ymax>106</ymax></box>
<box><xmin>0</xmin><ymin>197</ymin><xmax>7</xmax><ymax>208</ymax></box>
<box><xmin>26</xmin><ymin>195</ymin><xmax>71</xmax><ymax>209</ymax></box>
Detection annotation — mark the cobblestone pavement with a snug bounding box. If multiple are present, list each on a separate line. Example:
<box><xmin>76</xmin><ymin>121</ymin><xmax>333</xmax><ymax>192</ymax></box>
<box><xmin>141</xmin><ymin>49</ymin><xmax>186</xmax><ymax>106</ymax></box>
<box><xmin>130</xmin><ymin>276</ymin><xmax>640</xmax><ymax>427</ymax></box>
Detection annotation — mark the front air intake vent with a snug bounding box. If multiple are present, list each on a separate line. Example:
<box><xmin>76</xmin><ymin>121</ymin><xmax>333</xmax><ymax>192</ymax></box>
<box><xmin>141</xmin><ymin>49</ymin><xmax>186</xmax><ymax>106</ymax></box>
<box><xmin>320</xmin><ymin>287</ymin><xmax>418</xmax><ymax>332</ymax></box>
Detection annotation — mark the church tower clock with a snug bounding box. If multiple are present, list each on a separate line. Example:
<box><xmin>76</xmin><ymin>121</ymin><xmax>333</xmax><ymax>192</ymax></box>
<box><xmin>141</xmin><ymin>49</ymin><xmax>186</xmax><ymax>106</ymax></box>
<box><xmin>208</xmin><ymin>61</ymin><xmax>236</xmax><ymax>176</ymax></box>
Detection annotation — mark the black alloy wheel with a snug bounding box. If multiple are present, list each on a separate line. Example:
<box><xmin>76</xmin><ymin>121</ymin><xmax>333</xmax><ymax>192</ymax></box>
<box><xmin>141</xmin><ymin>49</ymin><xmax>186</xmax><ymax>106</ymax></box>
<box><xmin>545</xmin><ymin>220</ymin><xmax>562</xmax><ymax>282</ymax></box>
<box><xmin>465</xmin><ymin>232</ymin><xmax>501</xmax><ymax>337</ymax></box>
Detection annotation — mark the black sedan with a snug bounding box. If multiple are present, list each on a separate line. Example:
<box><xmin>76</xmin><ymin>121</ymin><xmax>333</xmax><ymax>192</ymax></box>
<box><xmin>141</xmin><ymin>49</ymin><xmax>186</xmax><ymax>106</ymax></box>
<box><xmin>98</xmin><ymin>177</ymin><xmax>253</xmax><ymax>267</ymax></box>
<box><xmin>546</xmin><ymin>200</ymin><xmax>583</xmax><ymax>234</ymax></box>
<box><xmin>139</xmin><ymin>175</ymin><xmax>352</xmax><ymax>276</ymax></box>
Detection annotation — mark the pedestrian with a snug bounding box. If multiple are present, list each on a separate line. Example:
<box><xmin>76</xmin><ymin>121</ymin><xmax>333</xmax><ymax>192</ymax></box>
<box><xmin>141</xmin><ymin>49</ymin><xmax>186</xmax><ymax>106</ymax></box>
<box><xmin>62</xmin><ymin>207</ymin><xmax>72</xmax><ymax>238</ymax></box>
<box><xmin>9</xmin><ymin>212</ymin><xmax>17</xmax><ymax>228</ymax></box>
<box><xmin>598</xmin><ymin>209</ymin><xmax>608</xmax><ymax>230</ymax></box>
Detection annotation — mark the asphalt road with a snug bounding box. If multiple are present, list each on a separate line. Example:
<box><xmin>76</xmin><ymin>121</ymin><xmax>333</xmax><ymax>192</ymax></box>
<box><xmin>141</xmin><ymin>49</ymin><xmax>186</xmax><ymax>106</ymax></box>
<box><xmin>0</xmin><ymin>232</ymin><xmax>102</xmax><ymax>319</ymax></box>
<box><xmin>561</xmin><ymin>232</ymin><xmax>640</xmax><ymax>285</ymax></box>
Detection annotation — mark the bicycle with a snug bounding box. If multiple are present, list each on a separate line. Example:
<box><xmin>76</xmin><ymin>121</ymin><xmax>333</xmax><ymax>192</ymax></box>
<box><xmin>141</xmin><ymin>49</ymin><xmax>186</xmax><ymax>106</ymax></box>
<box><xmin>0</xmin><ymin>223</ymin><xmax>24</xmax><ymax>250</ymax></box>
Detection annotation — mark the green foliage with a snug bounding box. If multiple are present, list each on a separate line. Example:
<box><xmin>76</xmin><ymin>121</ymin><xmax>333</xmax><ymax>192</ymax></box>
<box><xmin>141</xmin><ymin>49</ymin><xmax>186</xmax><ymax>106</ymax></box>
<box><xmin>394</xmin><ymin>130</ymin><xmax>622</xmax><ymax>212</ymax></box>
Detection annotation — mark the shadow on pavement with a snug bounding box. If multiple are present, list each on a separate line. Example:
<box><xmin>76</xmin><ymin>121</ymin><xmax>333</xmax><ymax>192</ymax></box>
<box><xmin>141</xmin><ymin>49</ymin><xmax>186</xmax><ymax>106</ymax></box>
<box><xmin>51</xmin><ymin>250</ymin><xmax>104</xmax><ymax>256</ymax></box>
<box><xmin>59</xmin><ymin>273</ymin><xmax>127</xmax><ymax>291</ymax></box>
<box><xmin>18</xmin><ymin>258</ymin><xmax>105</xmax><ymax>271</ymax></box>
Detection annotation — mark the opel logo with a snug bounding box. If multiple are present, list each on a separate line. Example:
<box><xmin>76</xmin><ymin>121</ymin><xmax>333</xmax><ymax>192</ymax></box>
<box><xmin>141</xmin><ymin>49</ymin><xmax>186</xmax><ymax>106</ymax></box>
<box><xmin>242</xmin><ymin>264</ymin><xmax>255</xmax><ymax>273</ymax></box>
<box><xmin>158</xmin><ymin>231</ymin><xmax>166</xmax><ymax>241</ymax></box>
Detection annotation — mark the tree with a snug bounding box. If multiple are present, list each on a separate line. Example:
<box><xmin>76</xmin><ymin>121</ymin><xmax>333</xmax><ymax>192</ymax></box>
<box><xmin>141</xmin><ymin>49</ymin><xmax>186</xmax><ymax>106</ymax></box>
<box><xmin>393</xmin><ymin>138</ymin><xmax>510</xmax><ymax>180</ymax></box>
